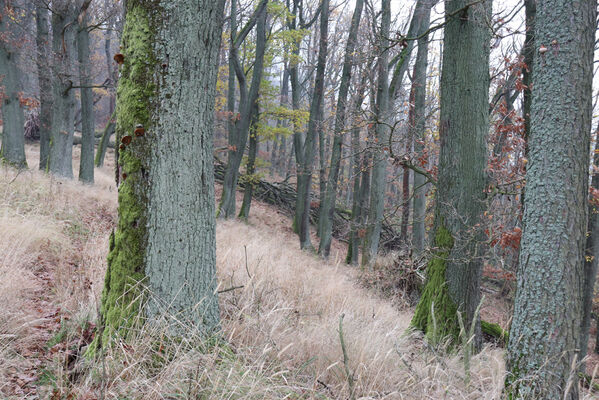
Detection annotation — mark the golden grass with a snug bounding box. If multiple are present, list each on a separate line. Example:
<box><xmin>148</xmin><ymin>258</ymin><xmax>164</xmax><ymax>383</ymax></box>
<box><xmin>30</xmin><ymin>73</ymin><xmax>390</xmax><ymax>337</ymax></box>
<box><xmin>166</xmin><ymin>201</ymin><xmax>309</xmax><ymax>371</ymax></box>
<box><xmin>2</xmin><ymin>144</ymin><xmax>596</xmax><ymax>399</ymax></box>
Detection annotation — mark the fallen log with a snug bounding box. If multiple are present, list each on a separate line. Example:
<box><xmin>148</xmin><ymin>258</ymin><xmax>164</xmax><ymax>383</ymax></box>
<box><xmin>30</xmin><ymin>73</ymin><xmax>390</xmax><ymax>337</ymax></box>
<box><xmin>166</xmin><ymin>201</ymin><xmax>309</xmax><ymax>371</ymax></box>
<box><xmin>214</xmin><ymin>158</ymin><xmax>402</xmax><ymax>251</ymax></box>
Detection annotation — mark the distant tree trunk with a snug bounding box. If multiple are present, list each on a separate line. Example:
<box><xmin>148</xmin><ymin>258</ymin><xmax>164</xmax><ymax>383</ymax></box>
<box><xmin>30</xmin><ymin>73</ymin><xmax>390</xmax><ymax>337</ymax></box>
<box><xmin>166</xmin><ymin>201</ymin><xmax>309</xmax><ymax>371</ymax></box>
<box><xmin>296</xmin><ymin>0</ymin><xmax>329</xmax><ymax>250</ymax></box>
<box><xmin>505</xmin><ymin>0</ymin><xmax>595</xmax><ymax>396</ymax></box>
<box><xmin>400</xmin><ymin>88</ymin><xmax>414</xmax><ymax>245</ymax></box>
<box><xmin>317</xmin><ymin>0</ymin><xmax>364</xmax><ymax>257</ymax></box>
<box><xmin>97</xmin><ymin>0</ymin><xmax>225</xmax><ymax>346</ymax></box>
<box><xmin>411</xmin><ymin>34</ymin><xmax>431</xmax><ymax>256</ymax></box>
<box><xmin>218</xmin><ymin>0</ymin><xmax>268</xmax><ymax>219</ymax></box>
<box><xmin>347</xmin><ymin>71</ymin><xmax>368</xmax><ymax>265</ymax></box>
<box><xmin>361</xmin><ymin>0</ymin><xmax>391</xmax><ymax>266</ymax></box>
<box><xmin>239</xmin><ymin>103</ymin><xmax>260</xmax><ymax>219</ymax></box>
<box><xmin>0</xmin><ymin>0</ymin><xmax>26</xmax><ymax>168</ymax></box>
<box><xmin>49</xmin><ymin>3</ymin><xmax>77</xmax><ymax>178</ymax></box>
<box><xmin>411</xmin><ymin>0</ymin><xmax>491</xmax><ymax>350</ymax></box>
<box><xmin>35</xmin><ymin>2</ymin><xmax>52</xmax><ymax>170</ymax></box>
<box><xmin>77</xmin><ymin>9</ymin><xmax>94</xmax><ymax>183</ymax></box>
<box><xmin>95</xmin><ymin>111</ymin><xmax>116</xmax><ymax>167</ymax></box>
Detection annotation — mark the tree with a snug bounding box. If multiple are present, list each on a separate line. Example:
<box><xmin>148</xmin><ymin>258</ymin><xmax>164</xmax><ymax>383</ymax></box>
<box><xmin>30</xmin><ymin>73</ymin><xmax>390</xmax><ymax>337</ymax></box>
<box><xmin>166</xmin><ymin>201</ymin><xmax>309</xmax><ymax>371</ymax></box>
<box><xmin>76</xmin><ymin>1</ymin><xmax>94</xmax><ymax>183</ymax></box>
<box><xmin>295</xmin><ymin>0</ymin><xmax>329</xmax><ymax>250</ymax></box>
<box><xmin>316</xmin><ymin>0</ymin><xmax>363</xmax><ymax>256</ymax></box>
<box><xmin>505</xmin><ymin>0</ymin><xmax>596</xmax><ymax>397</ymax></box>
<box><xmin>218</xmin><ymin>0</ymin><xmax>268</xmax><ymax>219</ymax></box>
<box><xmin>48</xmin><ymin>1</ymin><xmax>78</xmax><ymax>178</ymax></box>
<box><xmin>0</xmin><ymin>0</ymin><xmax>27</xmax><ymax>168</ymax></box>
<box><xmin>411</xmin><ymin>0</ymin><xmax>491</xmax><ymax>348</ymax></box>
<box><xmin>96</xmin><ymin>0</ymin><xmax>225</xmax><ymax>345</ymax></box>
<box><xmin>35</xmin><ymin>2</ymin><xmax>52</xmax><ymax>170</ymax></box>
<box><xmin>360</xmin><ymin>0</ymin><xmax>390</xmax><ymax>266</ymax></box>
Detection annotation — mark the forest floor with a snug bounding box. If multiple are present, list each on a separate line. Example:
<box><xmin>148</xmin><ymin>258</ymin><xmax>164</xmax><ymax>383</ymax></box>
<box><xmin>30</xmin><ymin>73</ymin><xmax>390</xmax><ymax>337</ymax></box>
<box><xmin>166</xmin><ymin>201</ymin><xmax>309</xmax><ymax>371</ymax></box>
<box><xmin>1</xmin><ymin>144</ymin><xmax>597</xmax><ymax>399</ymax></box>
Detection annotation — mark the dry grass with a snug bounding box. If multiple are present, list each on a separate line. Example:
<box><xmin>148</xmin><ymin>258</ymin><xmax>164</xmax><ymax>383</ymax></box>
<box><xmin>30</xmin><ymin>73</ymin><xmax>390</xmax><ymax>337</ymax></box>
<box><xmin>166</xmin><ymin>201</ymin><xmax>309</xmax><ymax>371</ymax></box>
<box><xmin>2</xmin><ymin>144</ymin><xmax>597</xmax><ymax>399</ymax></box>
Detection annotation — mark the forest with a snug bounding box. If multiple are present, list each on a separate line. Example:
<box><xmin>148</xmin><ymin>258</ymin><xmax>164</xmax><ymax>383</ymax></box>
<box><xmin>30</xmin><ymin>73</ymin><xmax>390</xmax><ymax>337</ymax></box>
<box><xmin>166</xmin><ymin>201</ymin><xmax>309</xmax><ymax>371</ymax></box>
<box><xmin>0</xmin><ymin>0</ymin><xmax>597</xmax><ymax>399</ymax></box>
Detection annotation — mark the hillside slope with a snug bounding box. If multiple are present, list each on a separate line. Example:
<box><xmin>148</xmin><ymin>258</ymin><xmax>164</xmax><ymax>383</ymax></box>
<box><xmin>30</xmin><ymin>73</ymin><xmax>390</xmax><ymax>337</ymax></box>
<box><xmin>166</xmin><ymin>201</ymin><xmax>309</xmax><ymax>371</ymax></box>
<box><xmin>0</xmin><ymin>146</ymin><xmax>523</xmax><ymax>399</ymax></box>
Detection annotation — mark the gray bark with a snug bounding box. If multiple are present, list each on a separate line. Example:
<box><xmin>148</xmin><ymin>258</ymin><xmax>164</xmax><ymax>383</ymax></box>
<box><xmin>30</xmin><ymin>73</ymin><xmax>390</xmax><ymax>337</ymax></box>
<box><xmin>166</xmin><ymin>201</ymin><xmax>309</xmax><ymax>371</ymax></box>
<box><xmin>0</xmin><ymin>0</ymin><xmax>26</xmax><ymax>168</ymax></box>
<box><xmin>317</xmin><ymin>0</ymin><xmax>364</xmax><ymax>257</ymax></box>
<box><xmin>218</xmin><ymin>0</ymin><xmax>268</xmax><ymax>219</ymax></box>
<box><xmin>35</xmin><ymin>2</ymin><xmax>52</xmax><ymax>170</ymax></box>
<box><xmin>49</xmin><ymin>2</ymin><xmax>77</xmax><ymax>178</ymax></box>
<box><xmin>411</xmin><ymin>0</ymin><xmax>491</xmax><ymax>350</ymax></box>
<box><xmin>297</xmin><ymin>0</ymin><xmax>329</xmax><ymax>250</ymax></box>
<box><xmin>77</xmin><ymin>11</ymin><xmax>94</xmax><ymax>183</ymax></box>
<box><xmin>506</xmin><ymin>0</ymin><xmax>595</xmax><ymax>397</ymax></box>
<box><xmin>411</xmin><ymin>28</ymin><xmax>432</xmax><ymax>256</ymax></box>
<box><xmin>99</xmin><ymin>0</ymin><xmax>226</xmax><ymax>342</ymax></box>
<box><xmin>95</xmin><ymin>111</ymin><xmax>116</xmax><ymax>167</ymax></box>
<box><xmin>361</xmin><ymin>0</ymin><xmax>391</xmax><ymax>266</ymax></box>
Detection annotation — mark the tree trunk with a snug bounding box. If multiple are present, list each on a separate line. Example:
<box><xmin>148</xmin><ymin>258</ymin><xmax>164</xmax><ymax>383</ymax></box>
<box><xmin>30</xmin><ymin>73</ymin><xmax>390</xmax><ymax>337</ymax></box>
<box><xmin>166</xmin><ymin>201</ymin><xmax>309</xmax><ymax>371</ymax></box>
<box><xmin>0</xmin><ymin>0</ymin><xmax>26</xmax><ymax>168</ymax></box>
<box><xmin>317</xmin><ymin>0</ymin><xmax>364</xmax><ymax>257</ymax></box>
<box><xmin>411</xmin><ymin>34</ymin><xmax>431</xmax><ymax>256</ymax></box>
<box><xmin>218</xmin><ymin>0</ymin><xmax>268</xmax><ymax>219</ymax></box>
<box><xmin>505</xmin><ymin>0</ymin><xmax>595</xmax><ymax>397</ymax></box>
<box><xmin>95</xmin><ymin>111</ymin><xmax>116</xmax><ymax>167</ymax></box>
<box><xmin>239</xmin><ymin>103</ymin><xmax>259</xmax><ymax>219</ymax></box>
<box><xmin>347</xmin><ymin>70</ymin><xmax>368</xmax><ymax>265</ymax></box>
<box><xmin>361</xmin><ymin>0</ymin><xmax>391</xmax><ymax>266</ymax></box>
<box><xmin>35</xmin><ymin>2</ymin><xmax>52</xmax><ymax>170</ymax></box>
<box><xmin>96</xmin><ymin>0</ymin><xmax>225</xmax><ymax>346</ymax></box>
<box><xmin>411</xmin><ymin>0</ymin><xmax>491</xmax><ymax>350</ymax></box>
<box><xmin>49</xmin><ymin>3</ymin><xmax>77</xmax><ymax>178</ymax></box>
<box><xmin>77</xmin><ymin>13</ymin><xmax>95</xmax><ymax>183</ymax></box>
<box><xmin>296</xmin><ymin>0</ymin><xmax>329</xmax><ymax>250</ymax></box>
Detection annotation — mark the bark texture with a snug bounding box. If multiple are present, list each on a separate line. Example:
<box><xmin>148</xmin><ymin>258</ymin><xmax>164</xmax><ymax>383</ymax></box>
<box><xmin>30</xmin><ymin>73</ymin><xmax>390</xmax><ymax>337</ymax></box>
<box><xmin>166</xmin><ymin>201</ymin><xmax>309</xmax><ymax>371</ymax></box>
<box><xmin>98</xmin><ymin>0</ymin><xmax>225</xmax><ymax>346</ymax></box>
<box><xmin>49</xmin><ymin>3</ymin><xmax>77</xmax><ymax>178</ymax></box>
<box><xmin>0</xmin><ymin>0</ymin><xmax>26</xmax><ymax>168</ymax></box>
<box><xmin>506</xmin><ymin>0</ymin><xmax>595</xmax><ymax>397</ymax></box>
<box><xmin>317</xmin><ymin>0</ymin><xmax>363</xmax><ymax>257</ymax></box>
<box><xmin>35</xmin><ymin>2</ymin><xmax>52</xmax><ymax>170</ymax></box>
<box><xmin>77</xmin><ymin>11</ymin><xmax>95</xmax><ymax>183</ymax></box>
<box><xmin>411</xmin><ymin>0</ymin><xmax>491</xmax><ymax>349</ymax></box>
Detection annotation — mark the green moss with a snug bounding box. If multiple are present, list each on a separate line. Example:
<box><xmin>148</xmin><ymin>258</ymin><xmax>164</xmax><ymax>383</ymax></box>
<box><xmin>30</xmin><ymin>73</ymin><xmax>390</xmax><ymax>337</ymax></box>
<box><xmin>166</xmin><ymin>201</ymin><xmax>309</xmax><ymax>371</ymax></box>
<box><xmin>481</xmin><ymin>320</ymin><xmax>508</xmax><ymax>345</ymax></box>
<box><xmin>91</xmin><ymin>3</ymin><xmax>158</xmax><ymax>353</ymax></box>
<box><xmin>411</xmin><ymin>224</ymin><xmax>460</xmax><ymax>343</ymax></box>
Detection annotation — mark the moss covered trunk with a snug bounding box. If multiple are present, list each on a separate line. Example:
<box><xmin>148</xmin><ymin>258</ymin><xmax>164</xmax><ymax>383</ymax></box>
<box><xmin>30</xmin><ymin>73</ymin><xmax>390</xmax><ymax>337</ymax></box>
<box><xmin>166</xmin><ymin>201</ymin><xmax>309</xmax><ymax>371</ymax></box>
<box><xmin>98</xmin><ymin>0</ymin><xmax>225</xmax><ymax>346</ymax></box>
<box><xmin>411</xmin><ymin>0</ymin><xmax>491</xmax><ymax>350</ymax></box>
<box><xmin>505</xmin><ymin>0</ymin><xmax>595</xmax><ymax>397</ymax></box>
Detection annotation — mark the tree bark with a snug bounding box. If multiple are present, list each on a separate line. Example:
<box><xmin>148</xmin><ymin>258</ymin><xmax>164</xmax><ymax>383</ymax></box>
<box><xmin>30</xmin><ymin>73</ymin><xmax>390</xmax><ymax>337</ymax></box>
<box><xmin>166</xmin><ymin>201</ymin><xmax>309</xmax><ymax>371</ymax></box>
<box><xmin>505</xmin><ymin>0</ymin><xmax>595</xmax><ymax>397</ymax></box>
<box><xmin>49</xmin><ymin>2</ymin><xmax>77</xmax><ymax>178</ymax></box>
<box><xmin>361</xmin><ymin>0</ymin><xmax>391</xmax><ymax>266</ymax></box>
<box><xmin>35</xmin><ymin>2</ymin><xmax>52</xmax><ymax>170</ymax></box>
<box><xmin>317</xmin><ymin>0</ymin><xmax>364</xmax><ymax>257</ymax></box>
<box><xmin>218</xmin><ymin>0</ymin><xmax>268</xmax><ymax>219</ymax></box>
<box><xmin>411</xmin><ymin>26</ymin><xmax>432</xmax><ymax>256</ymax></box>
<box><xmin>96</xmin><ymin>0</ymin><xmax>225</xmax><ymax>346</ymax></box>
<box><xmin>0</xmin><ymin>0</ymin><xmax>26</xmax><ymax>168</ymax></box>
<box><xmin>296</xmin><ymin>0</ymin><xmax>329</xmax><ymax>250</ymax></box>
<box><xmin>411</xmin><ymin>0</ymin><xmax>491</xmax><ymax>350</ymax></box>
<box><xmin>77</xmin><ymin>11</ymin><xmax>95</xmax><ymax>183</ymax></box>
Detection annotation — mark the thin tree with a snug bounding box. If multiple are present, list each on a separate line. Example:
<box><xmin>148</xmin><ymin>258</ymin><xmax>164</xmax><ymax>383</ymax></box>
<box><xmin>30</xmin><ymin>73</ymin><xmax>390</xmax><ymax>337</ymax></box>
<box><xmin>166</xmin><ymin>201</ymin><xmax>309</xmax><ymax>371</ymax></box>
<box><xmin>316</xmin><ymin>0</ymin><xmax>364</xmax><ymax>256</ymax></box>
<box><xmin>505</xmin><ymin>0</ymin><xmax>596</xmax><ymax>396</ymax></box>
<box><xmin>35</xmin><ymin>2</ymin><xmax>51</xmax><ymax>170</ymax></box>
<box><xmin>76</xmin><ymin>0</ymin><xmax>94</xmax><ymax>183</ymax></box>
<box><xmin>96</xmin><ymin>0</ymin><xmax>225</xmax><ymax>345</ymax></box>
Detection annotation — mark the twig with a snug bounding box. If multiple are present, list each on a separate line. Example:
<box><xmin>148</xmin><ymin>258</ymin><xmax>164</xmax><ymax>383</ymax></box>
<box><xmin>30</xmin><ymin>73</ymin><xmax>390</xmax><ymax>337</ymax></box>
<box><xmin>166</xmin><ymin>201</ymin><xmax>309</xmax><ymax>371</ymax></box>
<box><xmin>338</xmin><ymin>314</ymin><xmax>356</xmax><ymax>400</ymax></box>
<box><xmin>244</xmin><ymin>245</ymin><xmax>252</xmax><ymax>279</ymax></box>
<box><xmin>217</xmin><ymin>285</ymin><xmax>244</xmax><ymax>294</ymax></box>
